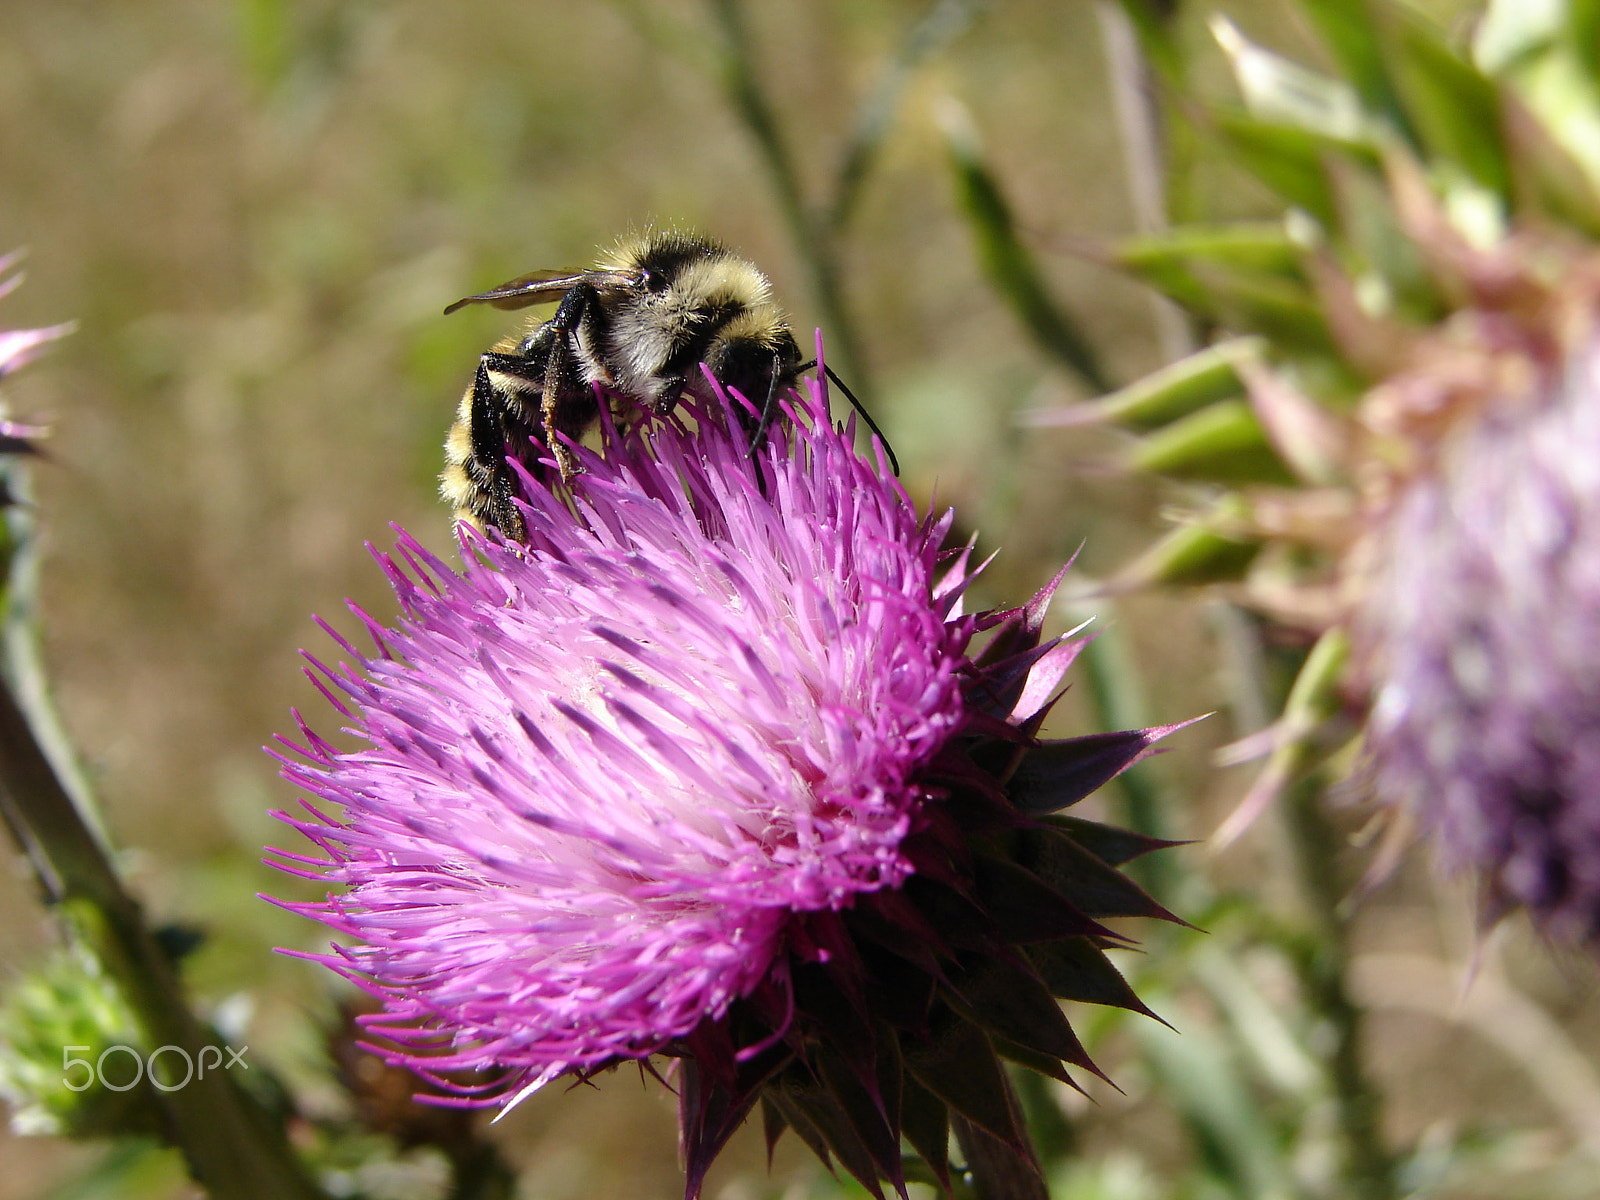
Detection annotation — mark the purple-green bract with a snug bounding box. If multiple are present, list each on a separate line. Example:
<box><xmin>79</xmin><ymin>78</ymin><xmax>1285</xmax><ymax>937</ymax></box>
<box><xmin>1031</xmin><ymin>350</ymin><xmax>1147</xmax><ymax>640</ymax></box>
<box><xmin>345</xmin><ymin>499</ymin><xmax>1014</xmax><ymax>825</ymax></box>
<box><xmin>270</xmin><ymin>366</ymin><xmax>1183</xmax><ymax>1199</ymax></box>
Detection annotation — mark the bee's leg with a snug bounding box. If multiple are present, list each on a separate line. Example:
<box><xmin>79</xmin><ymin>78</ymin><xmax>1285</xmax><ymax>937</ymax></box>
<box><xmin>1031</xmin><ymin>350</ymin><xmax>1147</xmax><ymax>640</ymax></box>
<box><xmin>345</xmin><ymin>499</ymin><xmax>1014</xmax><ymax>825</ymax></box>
<box><xmin>652</xmin><ymin>376</ymin><xmax>687</xmax><ymax>415</ymax></box>
<box><xmin>466</xmin><ymin>357</ymin><xmax>529</xmax><ymax>542</ymax></box>
<box><xmin>540</xmin><ymin>283</ymin><xmax>602</xmax><ymax>478</ymax></box>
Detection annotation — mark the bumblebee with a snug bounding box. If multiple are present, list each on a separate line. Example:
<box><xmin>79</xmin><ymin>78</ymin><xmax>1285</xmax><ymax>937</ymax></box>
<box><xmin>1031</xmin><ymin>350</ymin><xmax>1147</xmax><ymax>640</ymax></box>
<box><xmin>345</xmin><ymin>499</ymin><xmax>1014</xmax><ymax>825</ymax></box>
<box><xmin>441</xmin><ymin>231</ymin><xmax>810</xmax><ymax>540</ymax></box>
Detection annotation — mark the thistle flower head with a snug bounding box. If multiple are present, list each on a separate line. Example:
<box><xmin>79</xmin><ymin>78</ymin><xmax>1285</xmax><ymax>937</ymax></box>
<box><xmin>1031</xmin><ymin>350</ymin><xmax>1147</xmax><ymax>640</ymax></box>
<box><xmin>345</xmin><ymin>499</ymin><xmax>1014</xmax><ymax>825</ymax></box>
<box><xmin>1351</xmin><ymin>261</ymin><xmax>1600</xmax><ymax>938</ymax></box>
<box><xmin>270</xmin><ymin>367</ymin><xmax>1185</xmax><ymax>1197</ymax></box>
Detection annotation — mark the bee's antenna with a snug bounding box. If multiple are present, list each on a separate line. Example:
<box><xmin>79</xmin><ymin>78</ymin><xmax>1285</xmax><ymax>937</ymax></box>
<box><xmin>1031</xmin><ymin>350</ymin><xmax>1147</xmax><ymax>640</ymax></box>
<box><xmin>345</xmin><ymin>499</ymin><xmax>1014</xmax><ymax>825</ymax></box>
<box><xmin>747</xmin><ymin>351</ymin><xmax>786</xmax><ymax>461</ymax></box>
<box><xmin>800</xmin><ymin>360</ymin><xmax>900</xmax><ymax>476</ymax></box>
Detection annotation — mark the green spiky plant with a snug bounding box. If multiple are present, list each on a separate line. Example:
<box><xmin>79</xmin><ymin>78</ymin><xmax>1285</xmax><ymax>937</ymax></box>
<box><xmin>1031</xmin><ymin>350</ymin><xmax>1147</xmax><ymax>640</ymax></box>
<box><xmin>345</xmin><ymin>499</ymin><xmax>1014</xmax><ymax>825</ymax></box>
<box><xmin>1024</xmin><ymin>0</ymin><xmax>1600</xmax><ymax>933</ymax></box>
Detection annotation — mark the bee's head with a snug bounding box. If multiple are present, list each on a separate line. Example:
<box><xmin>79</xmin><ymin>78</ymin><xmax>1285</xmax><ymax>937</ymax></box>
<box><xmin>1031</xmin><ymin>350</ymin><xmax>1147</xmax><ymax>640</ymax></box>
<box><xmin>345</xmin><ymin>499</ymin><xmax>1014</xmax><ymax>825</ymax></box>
<box><xmin>699</xmin><ymin>323</ymin><xmax>802</xmax><ymax>410</ymax></box>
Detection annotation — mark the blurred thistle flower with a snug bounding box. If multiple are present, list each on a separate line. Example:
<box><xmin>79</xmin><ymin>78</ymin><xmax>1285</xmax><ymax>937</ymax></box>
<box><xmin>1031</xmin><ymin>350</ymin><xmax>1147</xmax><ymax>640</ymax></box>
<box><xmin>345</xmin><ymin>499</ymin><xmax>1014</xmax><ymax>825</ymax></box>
<box><xmin>1350</xmin><ymin>249</ymin><xmax>1600</xmax><ymax>939</ymax></box>
<box><xmin>0</xmin><ymin>252</ymin><xmax>67</xmax><ymax>469</ymax></box>
<box><xmin>269</xmin><ymin>368</ymin><xmax>1189</xmax><ymax>1198</ymax></box>
<box><xmin>1014</xmin><ymin>1</ymin><xmax>1600</xmax><ymax>939</ymax></box>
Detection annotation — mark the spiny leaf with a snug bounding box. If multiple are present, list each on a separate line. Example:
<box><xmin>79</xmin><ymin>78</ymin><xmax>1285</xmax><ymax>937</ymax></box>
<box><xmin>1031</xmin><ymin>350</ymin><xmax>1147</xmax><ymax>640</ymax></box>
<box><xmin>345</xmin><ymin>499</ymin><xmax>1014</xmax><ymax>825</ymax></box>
<box><xmin>1023</xmin><ymin>337</ymin><xmax>1261</xmax><ymax>434</ymax></box>
<box><xmin>1211</xmin><ymin>14</ymin><xmax>1378</xmax><ymax>144</ymax></box>
<box><xmin>900</xmin><ymin>1074</ymin><xmax>953</xmax><ymax>1194</ymax></box>
<box><xmin>761</xmin><ymin>1094</ymin><xmax>788</xmax><ymax>1167</ymax></box>
<box><xmin>943</xmin><ymin>956</ymin><xmax>1105</xmax><ymax>1081</ymax></box>
<box><xmin>1213</xmin><ymin>114</ymin><xmax>1351</xmax><ymax>226</ymax></box>
<box><xmin>1299</xmin><ymin>0</ymin><xmax>1417</xmax><ymax>141</ymax></box>
<box><xmin>1006</xmin><ymin>724</ymin><xmax>1193</xmax><ymax>814</ymax></box>
<box><xmin>1026</xmin><ymin>937</ymin><xmax>1166</xmax><ymax>1021</ymax></box>
<box><xmin>679</xmin><ymin>1056</ymin><xmax>768</xmax><ymax>1200</ymax></box>
<box><xmin>1015</xmin><ymin>824</ymin><xmax>1188</xmax><ymax>924</ymax></box>
<box><xmin>970</xmin><ymin>855</ymin><xmax>1120</xmax><ymax>944</ymax></box>
<box><xmin>765</xmin><ymin>1085</ymin><xmax>836</xmax><ymax>1178</ymax></box>
<box><xmin>772</xmin><ymin>1070</ymin><xmax>893</xmax><ymax>1200</ymax></box>
<box><xmin>904</xmin><ymin>1009</ymin><xmax>1024</xmax><ymax>1150</ymax></box>
<box><xmin>1390</xmin><ymin>9</ymin><xmax>1511</xmax><ymax>204</ymax></box>
<box><xmin>1109</xmin><ymin>516</ymin><xmax>1263</xmax><ymax>589</ymax></box>
<box><xmin>1039</xmin><ymin>814</ymin><xmax>1188</xmax><ymax>867</ymax></box>
<box><xmin>815</xmin><ymin>1043</ymin><xmax>907</xmax><ymax>1197</ymax></box>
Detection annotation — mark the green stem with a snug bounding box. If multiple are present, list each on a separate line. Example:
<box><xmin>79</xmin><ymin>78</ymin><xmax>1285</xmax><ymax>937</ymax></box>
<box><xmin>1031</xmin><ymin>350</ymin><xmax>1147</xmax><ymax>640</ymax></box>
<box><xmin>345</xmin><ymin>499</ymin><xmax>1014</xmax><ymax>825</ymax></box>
<box><xmin>704</xmin><ymin>0</ymin><xmax>871</xmax><ymax>398</ymax></box>
<box><xmin>0</xmin><ymin>677</ymin><xmax>328</xmax><ymax>1200</ymax></box>
<box><xmin>1281</xmin><ymin>774</ymin><xmax>1398</xmax><ymax>1200</ymax></box>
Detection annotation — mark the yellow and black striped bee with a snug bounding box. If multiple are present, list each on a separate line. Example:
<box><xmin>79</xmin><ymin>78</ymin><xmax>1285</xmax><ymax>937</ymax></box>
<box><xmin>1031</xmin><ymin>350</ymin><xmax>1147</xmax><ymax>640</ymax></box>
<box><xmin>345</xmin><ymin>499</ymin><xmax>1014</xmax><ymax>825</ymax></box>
<box><xmin>440</xmin><ymin>231</ymin><xmax>806</xmax><ymax>540</ymax></box>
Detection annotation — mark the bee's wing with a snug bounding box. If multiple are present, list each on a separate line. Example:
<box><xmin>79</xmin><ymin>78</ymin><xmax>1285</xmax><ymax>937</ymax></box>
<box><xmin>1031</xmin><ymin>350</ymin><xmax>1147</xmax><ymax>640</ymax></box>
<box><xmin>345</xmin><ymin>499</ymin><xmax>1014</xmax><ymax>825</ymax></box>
<box><xmin>443</xmin><ymin>268</ymin><xmax>639</xmax><ymax>315</ymax></box>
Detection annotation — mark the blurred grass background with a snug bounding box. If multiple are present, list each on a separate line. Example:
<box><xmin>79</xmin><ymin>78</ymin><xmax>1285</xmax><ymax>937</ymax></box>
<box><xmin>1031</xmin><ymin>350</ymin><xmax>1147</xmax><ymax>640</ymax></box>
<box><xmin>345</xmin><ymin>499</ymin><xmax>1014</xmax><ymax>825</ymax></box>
<box><xmin>2</xmin><ymin>1</ymin><xmax>1598</xmax><ymax>1197</ymax></box>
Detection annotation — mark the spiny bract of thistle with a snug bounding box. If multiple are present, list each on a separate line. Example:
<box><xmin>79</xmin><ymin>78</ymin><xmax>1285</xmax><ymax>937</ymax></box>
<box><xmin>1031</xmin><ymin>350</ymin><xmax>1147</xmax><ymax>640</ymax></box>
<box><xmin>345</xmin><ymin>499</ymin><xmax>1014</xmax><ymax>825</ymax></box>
<box><xmin>269</xmin><ymin>369</ymin><xmax>1186</xmax><ymax>1199</ymax></box>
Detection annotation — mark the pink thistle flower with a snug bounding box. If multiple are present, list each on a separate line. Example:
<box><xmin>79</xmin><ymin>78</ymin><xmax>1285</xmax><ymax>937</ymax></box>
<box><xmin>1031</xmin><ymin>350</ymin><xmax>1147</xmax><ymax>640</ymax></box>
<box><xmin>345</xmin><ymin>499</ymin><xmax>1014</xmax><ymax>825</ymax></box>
<box><xmin>0</xmin><ymin>254</ymin><xmax>68</xmax><ymax>460</ymax></box>
<box><xmin>269</xmin><ymin>364</ymin><xmax>1188</xmax><ymax>1198</ymax></box>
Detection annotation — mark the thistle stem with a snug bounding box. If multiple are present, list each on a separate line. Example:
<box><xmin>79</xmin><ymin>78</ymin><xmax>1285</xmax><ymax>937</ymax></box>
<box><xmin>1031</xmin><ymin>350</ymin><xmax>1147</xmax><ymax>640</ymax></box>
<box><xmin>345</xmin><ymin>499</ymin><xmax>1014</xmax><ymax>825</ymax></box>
<box><xmin>0</xmin><ymin>676</ymin><xmax>328</xmax><ymax>1200</ymax></box>
<box><xmin>1281</xmin><ymin>774</ymin><xmax>1399</xmax><ymax>1200</ymax></box>
<box><xmin>704</xmin><ymin>0</ymin><xmax>872</xmax><ymax>398</ymax></box>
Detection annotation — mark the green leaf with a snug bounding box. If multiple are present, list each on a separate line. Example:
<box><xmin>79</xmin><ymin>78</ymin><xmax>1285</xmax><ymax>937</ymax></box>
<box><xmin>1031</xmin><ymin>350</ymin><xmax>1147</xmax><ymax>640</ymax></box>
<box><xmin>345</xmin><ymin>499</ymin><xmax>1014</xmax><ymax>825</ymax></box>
<box><xmin>1485</xmin><ymin>13</ymin><xmax>1600</xmax><ymax>198</ymax></box>
<box><xmin>942</xmin><ymin>102</ymin><xmax>1111</xmax><ymax>391</ymax></box>
<box><xmin>1210</xmin><ymin>15</ymin><xmax>1378</xmax><ymax>144</ymax></box>
<box><xmin>1025</xmin><ymin>337</ymin><xmax>1261</xmax><ymax>433</ymax></box>
<box><xmin>1390</xmin><ymin>10</ymin><xmax>1512</xmax><ymax>205</ymax></box>
<box><xmin>1111</xmin><ymin>516</ymin><xmax>1264</xmax><ymax>588</ymax></box>
<box><xmin>1474</xmin><ymin>0</ymin><xmax>1562</xmax><ymax>74</ymax></box>
<box><xmin>1116</xmin><ymin>227</ymin><xmax>1338</xmax><ymax>354</ymax></box>
<box><xmin>1212</xmin><ymin>114</ymin><xmax>1346</xmax><ymax>226</ymax></box>
<box><xmin>1570</xmin><ymin>0</ymin><xmax>1600</xmax><ymax>83</ymax></box>
<box><xmin>1127</xmin><ymin>399</ymin><xmax>1299</xmax><ymax>485</ymax></box>
<box><xmin>1113</xmin><ymin>0</ymin><xmax>1189</xmax><ymax>89</ymax></box>
<box><xmin>1117</xmin><ymin>224</ymin><xmax>1305</xmax><ymax>293</ymax></box>
<box><xmin>1134</xmin><ymin>1019</ymin><xmax>1295</xmax><ymax>1198</ymax></box>
<box><xmin>1299</xmin><ymin>0</ymin><xmax>1417</xmax><ymax>139</ymax></box>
